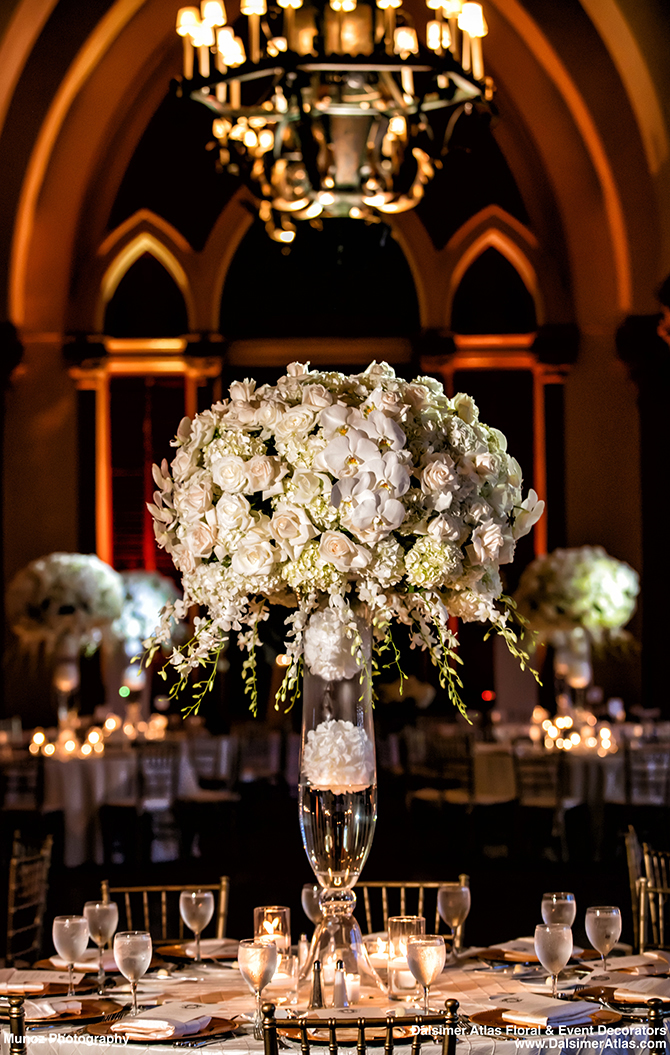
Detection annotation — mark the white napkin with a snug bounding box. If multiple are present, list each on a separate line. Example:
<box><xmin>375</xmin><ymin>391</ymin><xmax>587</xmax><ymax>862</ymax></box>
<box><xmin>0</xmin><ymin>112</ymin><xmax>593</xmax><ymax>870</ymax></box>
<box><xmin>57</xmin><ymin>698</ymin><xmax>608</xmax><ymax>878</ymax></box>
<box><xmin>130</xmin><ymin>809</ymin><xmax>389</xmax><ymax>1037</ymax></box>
<box><xmin>184</xmin><ymin>939</ymin><xmax>238</xmax><ymax>959</ymax></box>
<box><xmin>50</xmin><ymin>950</ymin><xmax>117</xmax><ymax>972</ymax></box>
<box><xmin>111</xmin><ymin>1001</ymin><xmax>212</xmax><ymax>1040</ymax></box>
<box><xmin>605</xmin><ymin>953</ymin><xmax>670</xmax><ymax>975</ymax></box>
<box><xmin>23</xmin><ymin>1000</ymin><xmax>82</xmax><ymax>1020</ymax></box>
<box><xmin>494</xmin><ymin>993</ymin><xmax>596</xmax><ymax>1027</ymax></box>
<box><xmin>612</xmin><ymin>977</ymin><xmax>670</xmax><ymax>1003</ymax></box>
<box><xmin>0</xmin><ymin>968</ymin><xmax>84</xmax><ymax>992</ymax></box>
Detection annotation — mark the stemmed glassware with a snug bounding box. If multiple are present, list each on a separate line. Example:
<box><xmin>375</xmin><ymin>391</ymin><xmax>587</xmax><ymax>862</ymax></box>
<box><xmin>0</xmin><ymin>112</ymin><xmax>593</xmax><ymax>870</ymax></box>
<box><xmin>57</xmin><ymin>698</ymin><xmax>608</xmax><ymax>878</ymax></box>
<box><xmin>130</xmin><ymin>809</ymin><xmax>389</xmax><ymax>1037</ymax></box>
<box><xmin>83</xmin><ymin>901</ymin><xmax>119</xmax><ymax>995</ymax></box>
<box><xmin>301</xmin><ymin>884</ymin><xmax>321</xmax><ymax>926</ymax></box>
<box><xmin>114</xmin><ymin>931</ymin><xmax>152</xmax><ymax>1015</ymax></box>
<box><xmin>406</xmin><ymin>935</ymin><xmax>446</xmax><ymax>1013</ymax></box>
<box><xmin>437</xmin><ymin>883</ymin><xmax>471</xmax><ymax>956</ymax></box>
<box><xmin>585</xmin><ymin>906</ymin><xmax>622</xmax><ymax>971</ymax></box>
<box><xmin>541</xmin><ymin>893</ymin><xmax>576</xmax><ymax>926</ymax></box>
<box><xmin>52</xmin><ymin>915</ymin><xmax>89</xmax><ymax>996</ymax></box>
<box><xmin>534</xmin><ymin>924</ymin><xmax>573</xmax><ymax>997</ymax></box>
<box><xmin>179</xmin><ymin>890</ymin><xmax>215</xmax><ymax>965</ymax></box>
<box><xmin>238</xmin><ymin>938</ymin><xmax>278</xmax><ymax>1040</ymax></box>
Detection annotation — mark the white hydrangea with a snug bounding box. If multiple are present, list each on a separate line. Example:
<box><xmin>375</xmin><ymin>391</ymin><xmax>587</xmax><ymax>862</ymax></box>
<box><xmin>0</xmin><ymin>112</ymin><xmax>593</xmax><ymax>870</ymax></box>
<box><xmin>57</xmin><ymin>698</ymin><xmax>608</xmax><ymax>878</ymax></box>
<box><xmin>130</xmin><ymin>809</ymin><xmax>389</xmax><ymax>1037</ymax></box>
<box><xmin>302</xmin><ymin>719</ymin><xmax>376</xmax><ymax>793</ymax></box>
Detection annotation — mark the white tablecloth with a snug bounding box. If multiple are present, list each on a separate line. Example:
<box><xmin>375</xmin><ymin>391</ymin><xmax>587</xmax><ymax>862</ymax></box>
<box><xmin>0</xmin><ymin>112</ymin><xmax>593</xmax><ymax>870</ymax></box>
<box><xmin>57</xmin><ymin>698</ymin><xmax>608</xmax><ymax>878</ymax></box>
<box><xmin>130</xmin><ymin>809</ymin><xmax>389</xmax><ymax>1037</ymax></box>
<box><xmin>42</xmin><ymin>745</ymin><xmax>199</xmax><ymax>867</ymax></box>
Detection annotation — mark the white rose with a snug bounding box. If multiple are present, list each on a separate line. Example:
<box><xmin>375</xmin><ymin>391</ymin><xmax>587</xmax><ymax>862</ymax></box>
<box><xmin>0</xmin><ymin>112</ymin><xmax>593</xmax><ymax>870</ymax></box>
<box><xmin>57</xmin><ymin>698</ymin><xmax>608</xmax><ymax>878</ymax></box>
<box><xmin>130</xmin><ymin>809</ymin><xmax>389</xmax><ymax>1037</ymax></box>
<box><xmin>183</xmin><ymin>521</ymin><xmax>217</xmax><ymax>559</ymax></box>
<box><xmin>229</xmin><ymin>379</ymin><xmax>256</xmax><ymax>402</ymax></box>
<box><xmin>173</xmin><ymin>471</ymin><xmax>214</xmax><ymax>521</ymax></box>
<box><xmin>319</xmin><ymin>531</ymin><xmax>371</xmax><ymax>572</ymax></box>
<box><xmin>210</xmin><ymin>455</ymin><xmax>247</xmax><ymax>492</ymax></box>
<box><xmin>216</xmin><ymin>493</ymin><xmax>254</xmax><ymax>533</ymax></box>
<box><xmin>246</xmin><ymin>455</ymin><xmax>287</xmax><ymax>495</ymax></box>
<box><xmin>420</xmin><ymin>454</ymin><xmax>457</xmax><ymax>493</ymax></box>
<box><xmin>427</xmin><ymin>513</ymin><xmax>464</xmax><ymax>544</ymax></box>
<box><xmin>171</xmin><ymin>445</ymin><xmax>200</xmax><ymax>483</ymax></box>
<box><xmin>231</xmin><ymin>539</ymin><xmax>278</xmax><ymax>577</ymax></box>
<box><xmin>274</xmin><ymin>405</ymin><xmax>318</xmax><ymax>442</ymax></box>
<box><xmin>302</xmin><ymin>384</ymin><xmax>333</xmax><ymax>408</ymax></box>
<box><xmin>187</xmin><ymin>411</ymin><xmax>217</xmax><ymax>448</ymax></box>
<box><xmin>470</xmin><ymin>519</ymin><xmax>504</xmax><ymax>563</ymax></box>
<box><xmin>270</xmin><ymin>507</ymin><xmax>318</xmax><ymax>557</ymax></box>
<box><xmin>290</xmin><ymin>471</ymin><xmax>328</xmax><ymax>504</ymax></box>
<box><xmin>256</xmin><ymin>400</ymin><xmax>286</xmax><ymax>429</ymax></box>
<box><xmin>404</xmin><ymin>384</ymin><xmax>430</xmax><ymax>409</ymax></box>
<box><xmin>452</xmin><ymin>393</ymin><xmax>478</xmax><ymax>424</ymax></box>
<box><xmin>286</xmin><ymin>362</ymin><xmax>310</xmax><ymax>377</ymax></box>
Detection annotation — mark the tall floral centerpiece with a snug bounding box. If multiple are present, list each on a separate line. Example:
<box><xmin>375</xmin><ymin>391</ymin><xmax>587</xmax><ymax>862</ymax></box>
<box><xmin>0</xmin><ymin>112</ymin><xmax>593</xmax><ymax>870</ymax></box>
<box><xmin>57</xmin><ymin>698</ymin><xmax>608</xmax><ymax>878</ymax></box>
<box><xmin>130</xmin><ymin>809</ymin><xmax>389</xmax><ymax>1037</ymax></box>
<box><xmin>7</xmin><ymin>552</ymin><xmax>125</xmax><ymax>722</ymax></box>
<box><xmin>113</xmin><ymin>570</ymin><xmax>183</xmax><ymax>721</ymax></box>
<box><xmin>514</xmin><ymin>545</ymin><xmax>640</xmax><ymax>693</ymax></box>
<box><xmin>147</xmin><ymin>361</ymin><xmax>543</xmax><ymax>988</ymax></box>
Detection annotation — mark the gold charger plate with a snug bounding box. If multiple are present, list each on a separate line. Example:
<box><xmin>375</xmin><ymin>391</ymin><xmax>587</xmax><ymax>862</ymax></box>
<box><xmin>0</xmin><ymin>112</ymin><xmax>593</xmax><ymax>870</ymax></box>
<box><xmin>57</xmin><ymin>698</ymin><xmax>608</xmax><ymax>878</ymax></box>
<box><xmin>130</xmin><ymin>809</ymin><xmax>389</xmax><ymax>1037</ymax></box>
<box><xmin>0</xmin><ymin>999</ymin><xmax>123</xmax><ymax>1024</ymax></box>
<box><xmin>155</xmin><ymin>942</ymin><xmax>237</xmax><ymax>961</ymax></box>
<box><xmin>0</xmin><ymin>981</ymin><xmax>95</xmax><ymax>997</ymax></box>
<box><xmin>86</xmin><ymin>1016</ymin><xmax>238</xmax><ymax>1043</ymax></box>
<box><xmin>469</xmin><ymin>1008</ymin><xmax>621</xmax><ymax>1035</ymax></box>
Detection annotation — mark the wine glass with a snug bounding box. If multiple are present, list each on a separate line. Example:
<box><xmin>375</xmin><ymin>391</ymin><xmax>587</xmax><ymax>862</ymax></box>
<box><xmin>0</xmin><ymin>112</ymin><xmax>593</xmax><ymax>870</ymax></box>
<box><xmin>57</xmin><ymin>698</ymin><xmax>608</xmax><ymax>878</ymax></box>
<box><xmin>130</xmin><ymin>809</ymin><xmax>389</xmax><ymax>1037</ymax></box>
<box><xmin>179</xmin><ymin>890</ymin><xmax>215</xmax><ymax>964</ymax></box>
<box><xmin>406</xmin><ymin>935</ymin><xmax>446</xmax><ymax>1013</ymax></box>
<box><xmin>541</xmin><ymin>892</ymin><xmax>576</xmax><ymax>926</ymax></box>
<box><xmin>238</xmin><ymin>937</ymin><xmax>278</xmax><ymax>1040</ymax></box>
<box><xmin>301</xmin><ymin>884</ymin><xmax>322</xmax><ymax>926</ymax></box>
<box><xmin>52</xmin><ymin>915</ymin><xmax>89</xmax><ymax>996</ymax></box>
<box><xmin>114</xmin><ymin>931</ymin><xmax>152</xmax><ymax>1014</ymax></box>
<box><xmin>83</xmin><ymin>901</ymin><xmax>119</xmax><ymax>995</ymax></box>
<box><xmin>534</xmin><ymin>924</ymin><xmax>573</xmax><ymax>997</ymax></box>
<box><xmin>585</xmin><ymin>906</ymin><xmax>622</xmax><ymax>971</ymax></box>
<box><xmin>437</xmin><ymin>883</ymin><xmax>471</xmax><ymax>955</ymax></box>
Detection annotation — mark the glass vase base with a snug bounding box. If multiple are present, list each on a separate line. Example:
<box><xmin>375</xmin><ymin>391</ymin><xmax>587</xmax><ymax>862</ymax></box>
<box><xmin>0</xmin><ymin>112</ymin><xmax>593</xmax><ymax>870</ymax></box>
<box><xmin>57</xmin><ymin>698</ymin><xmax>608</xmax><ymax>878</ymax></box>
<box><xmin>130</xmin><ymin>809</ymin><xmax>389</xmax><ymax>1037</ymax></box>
<box><xmin>300</xmin><ymin>901</ymin><xmax>386</xmax><ymax>994</ymax></box>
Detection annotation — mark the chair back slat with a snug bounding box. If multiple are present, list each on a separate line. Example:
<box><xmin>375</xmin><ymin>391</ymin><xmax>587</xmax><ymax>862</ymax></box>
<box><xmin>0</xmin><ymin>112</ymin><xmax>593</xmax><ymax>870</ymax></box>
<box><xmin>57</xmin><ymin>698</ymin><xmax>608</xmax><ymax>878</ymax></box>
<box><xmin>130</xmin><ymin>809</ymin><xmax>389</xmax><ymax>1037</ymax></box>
<box><xmin>355</xmin><ymin>881</ymin><xmax>465</xmax><ymax>936</ymax></box>
<box><xmin>6</xmin><ymin>833</ymin><xmax>52</xmax><ymax>966</ymax></box>
<box><xmin>101</xmin><ymin>878</ymin><xmax>229</xmax><ymax>942</ymax></box>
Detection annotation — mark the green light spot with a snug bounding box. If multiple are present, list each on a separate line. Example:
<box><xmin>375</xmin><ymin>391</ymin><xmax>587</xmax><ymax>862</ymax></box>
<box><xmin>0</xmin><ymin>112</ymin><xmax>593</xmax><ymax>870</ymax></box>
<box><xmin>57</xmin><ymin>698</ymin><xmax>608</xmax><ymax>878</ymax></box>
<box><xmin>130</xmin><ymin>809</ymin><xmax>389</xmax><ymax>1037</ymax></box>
<box><xmin>118</xmin><ymin>686</ymin><xmax>131</xmax><ymax>698</ymax></box>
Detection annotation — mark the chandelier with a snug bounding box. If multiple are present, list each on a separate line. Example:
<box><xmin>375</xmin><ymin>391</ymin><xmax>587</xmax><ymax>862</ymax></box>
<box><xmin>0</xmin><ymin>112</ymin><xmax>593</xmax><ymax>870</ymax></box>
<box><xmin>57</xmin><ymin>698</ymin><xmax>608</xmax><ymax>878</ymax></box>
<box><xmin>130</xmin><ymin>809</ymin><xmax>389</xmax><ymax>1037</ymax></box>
<box><xmin>175</xmin><ymin>0</ymin><xmax>493</xmax><ymax>241</ymax></box>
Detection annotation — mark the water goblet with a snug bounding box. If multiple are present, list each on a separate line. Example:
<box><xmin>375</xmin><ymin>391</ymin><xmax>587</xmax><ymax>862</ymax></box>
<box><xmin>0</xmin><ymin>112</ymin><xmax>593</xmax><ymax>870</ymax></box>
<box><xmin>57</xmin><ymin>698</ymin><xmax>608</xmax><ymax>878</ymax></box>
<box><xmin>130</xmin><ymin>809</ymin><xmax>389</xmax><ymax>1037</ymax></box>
<box><xmin>437</xmin><ymin>883</ymin><xmax>471</xmax><ymax>955</ymax></box>
<box><xmin>53</xmin><ymin>916</ymin><xmax>90</xmax><ymax>996</ymax></box>
<box><xmin>301</xmin><ymin>884</ymin><xmax>322</xmax><ymax>926</ymax></box>
<box><xmin>114</xmin><ymin>931</ymin><xmax>152</xmax><ymax>1014</ymax></box>
<box><xmin>541</xmin><ymin>892</ymin><xmax>576</xmax><ymax>926</ymax></box>
<box><xmin>83</xmin><ymin>900</ymin><xmax>119</xmax><ymax>995</ymax></box>
<box><xmin>238</xmin><ymin>937</ymin><xmax>278</xmax><ymax>1040</ymax></box>
<box><xmin>179</xmin><ymin>890</ymin><xmax>215</xmax><ymax>964</ymax></box>
<box><xmin>585</xmin><ymin>906</ymin><xmax>622</xmax><ymax>971</ymax></box>
<box><xmin>406</xmin><ymin>935</ymin><xmax>446</xmax><ymax>1013</ymax></box>
<box><xmin>534</xmin><ymin>924</ymin><xmax>573</xmax><ymax>997</ymax></box>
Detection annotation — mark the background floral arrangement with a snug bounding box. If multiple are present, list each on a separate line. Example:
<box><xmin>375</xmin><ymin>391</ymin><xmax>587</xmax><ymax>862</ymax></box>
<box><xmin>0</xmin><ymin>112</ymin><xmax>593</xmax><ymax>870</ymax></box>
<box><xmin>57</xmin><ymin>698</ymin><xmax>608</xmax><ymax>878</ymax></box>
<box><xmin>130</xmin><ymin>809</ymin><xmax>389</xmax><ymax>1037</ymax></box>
<box><xmin>513</xmin><ymin>545</ymin><xmax>640</xmax><ymax>645</ymax></box>
<box><xmin>147</xmin><ymin>361</ymin><xmax>544</xmax><ymax>714</ymax></box>
<box><xmin>114</xmin><ymin>569</ymin><xmax>182</xmax><ymax>650</ymax></box>
<box><xmin>7</xmin><ymin>552</ymin><xmax>125</xmax><ymax>655</ymax></box>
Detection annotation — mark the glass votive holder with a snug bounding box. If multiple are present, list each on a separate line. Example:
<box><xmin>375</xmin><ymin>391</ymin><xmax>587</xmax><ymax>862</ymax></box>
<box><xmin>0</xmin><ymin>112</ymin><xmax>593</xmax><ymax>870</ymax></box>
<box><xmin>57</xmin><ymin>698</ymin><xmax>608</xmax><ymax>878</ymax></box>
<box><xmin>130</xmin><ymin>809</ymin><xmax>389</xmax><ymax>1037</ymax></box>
<box><xmin>254</xmin><ymin>905</ymin><xmax>291</xmax><ymax>968</ymax></box>
<box><xmin>388</xmin><ymin>915</ymin><xmax>426</xmax><ymax>999</ymax></box>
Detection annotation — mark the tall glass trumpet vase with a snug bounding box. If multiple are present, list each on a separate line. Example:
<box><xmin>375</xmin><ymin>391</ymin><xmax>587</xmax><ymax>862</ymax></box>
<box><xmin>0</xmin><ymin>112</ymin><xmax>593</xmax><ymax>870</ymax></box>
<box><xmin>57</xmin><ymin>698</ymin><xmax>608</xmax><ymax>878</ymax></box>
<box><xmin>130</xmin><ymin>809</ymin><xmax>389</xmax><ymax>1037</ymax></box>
<box><xmin>298</xmin><ymin>613</ymin><xmax>383</xmax><ymax>992</ymax></box>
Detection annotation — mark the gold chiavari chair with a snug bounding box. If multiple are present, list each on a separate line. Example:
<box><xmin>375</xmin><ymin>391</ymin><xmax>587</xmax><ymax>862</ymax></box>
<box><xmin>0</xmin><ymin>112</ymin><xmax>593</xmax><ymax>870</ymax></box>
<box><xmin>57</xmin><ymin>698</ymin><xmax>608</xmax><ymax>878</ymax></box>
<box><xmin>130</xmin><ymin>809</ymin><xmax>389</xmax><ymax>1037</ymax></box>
<box><xmin>261</xmin><ymin>999</ymin><xmax>461</xmax><ymax>1055</ymax></box>
<box><xmin>640</xmin><ymin>841</ymin><xmax>670</xmax><ymax>950</ymax></box>
<box><xmin>6</xmin><ymin>832</ymin><xmax>53</xmax><ymax>966</ymax></box>
<box><xmin>625</xmin><ymin>825</ymin><xmax>643</xmax><ymax>950</ymax></box>
<box><xmin>355</xmin><ymin>878</ymin><xmax>469</xmax><ymax>938</ymax></box>
<box><xmin>100</xmin><ymin>876</ymin><xmax>229</xmax><ymax>942</ymax></box>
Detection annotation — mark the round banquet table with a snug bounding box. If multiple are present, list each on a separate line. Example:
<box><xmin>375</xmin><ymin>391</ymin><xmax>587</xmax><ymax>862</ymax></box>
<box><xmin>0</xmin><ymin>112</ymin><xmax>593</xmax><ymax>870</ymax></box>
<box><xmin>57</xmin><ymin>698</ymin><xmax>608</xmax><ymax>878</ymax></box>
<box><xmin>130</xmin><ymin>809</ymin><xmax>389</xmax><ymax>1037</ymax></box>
<box><xmin>42</xmin><ymin>743</ymin><xmax>200</xmax><ymax>868</ymax></box>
